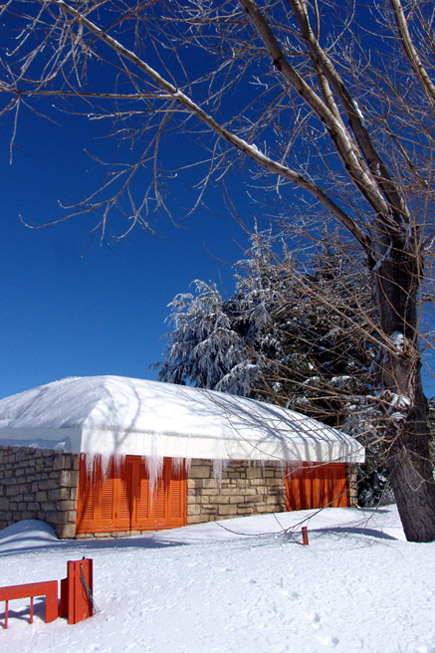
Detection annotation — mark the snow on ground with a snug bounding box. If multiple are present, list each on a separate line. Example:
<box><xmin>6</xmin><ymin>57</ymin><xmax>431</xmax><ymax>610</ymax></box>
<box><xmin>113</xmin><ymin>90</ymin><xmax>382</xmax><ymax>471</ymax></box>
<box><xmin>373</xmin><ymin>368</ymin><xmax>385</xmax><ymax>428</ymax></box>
<box><xmin>0</xmin><ymin>506</ymin><xmax>434</xmax><ymax>653</ymax></box>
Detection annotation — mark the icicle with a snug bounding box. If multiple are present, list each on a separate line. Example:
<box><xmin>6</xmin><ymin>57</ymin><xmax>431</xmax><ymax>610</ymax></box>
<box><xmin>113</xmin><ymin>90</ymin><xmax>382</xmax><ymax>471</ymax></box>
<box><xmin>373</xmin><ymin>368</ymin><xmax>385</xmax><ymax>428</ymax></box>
<box><xmin>172</xmin><ymin>457</ymin><xmax>184</xmax><ymax>474</ymax></box>
<box><xmin>144</xmin><ymin>455</ymin><xmax>164</xmax><ymax>502</ymax></box>
<box><xmin>172</xmin><ymin>457</ymin><xmax>191</xmax><ymax>478</ymax></box>
<box><xmin>99</xmin><ymin>451</ymin><xmax>114</xmax><ymax>479</ymax></box>
<box><xmin>85</xmin><ymin>452</ymin><xmax>98</xmax><ymax>480</ymax></box>
<box><xmin>287</xmin><ymin>460</ymin><xmax>303</xmax><ymax>479</ymax></box>
<box><xmin>84</xmin><ymin>452</ymin><xmax>125</xmax><ymax>481</ymax></box>
<box><xmin>213</xmin><ymin>459</ymin><xmax>229</xmax><ymax>488</ymax></box>
<box><xmin>260</xmin><ymin>459</ymin><xmax>265</xmax><ymax>477</ymax></box>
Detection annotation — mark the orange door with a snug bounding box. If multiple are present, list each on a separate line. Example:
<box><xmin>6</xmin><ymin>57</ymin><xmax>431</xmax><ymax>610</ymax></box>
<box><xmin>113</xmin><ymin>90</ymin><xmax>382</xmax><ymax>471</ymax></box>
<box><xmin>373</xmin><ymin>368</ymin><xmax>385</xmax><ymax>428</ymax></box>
<box><xmin>76</xmin><ymin>455</ymin><xmax>187</xmax><ymax>534</ymax></box>
<box><xmin>285</xmin><ymin>463</ymin><xmax>348</xmax><ymax>511</ymax></box>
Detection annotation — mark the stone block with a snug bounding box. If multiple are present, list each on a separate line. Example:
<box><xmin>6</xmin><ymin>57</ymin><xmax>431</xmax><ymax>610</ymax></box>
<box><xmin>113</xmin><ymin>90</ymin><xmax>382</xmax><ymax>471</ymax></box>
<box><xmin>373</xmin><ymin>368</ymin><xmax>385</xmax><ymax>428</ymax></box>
<box><xmin>0</xmin><ymin>497</ymin><xmax>9</xmax><ymax>510</ymax></box>
<box><xmin>59</xmin><ymin>500</ymin><xmax>76</xmax><ymax>511</ymax></box>
<box><xmin>218</xmin><ymin>504</ymin><xmax>237</xmax><ymax>516</ymax></box>
<box><xmin>36</xmin><ymin>491</ymin><xmax>48</xmax><ymax>502</ymax></box>
<box><xmin>188</xmin><ymin>465</ymin><xmax>210</xmax><ymax>479</ymax></box>
<box><xmin>20</xmin><ymin>511</ymin><xmax>38</xmax><ymax>520</ymax></box>
<box><xmin>237</xmin><ymin>506</ymin><xmax>255</xmax><ymax>514</ymax></box>
<box><xmin>38</xmin><ymin>479</ymin><xmax>61</xmax><ymax>491</ymax></box>
<box><xmin>187</xmin><ymin>495</ymin><xmax>203</xmax><ymax>504</ymax></box>
<box><xmin>59</xmin><ymin>510</ymin><xmax>77</xmax><ymax>524</ymax></box>
<box><xmin>60</xmin><ymin>470</ymin><xmax>79</xmax><ymax>487</ymax></box>
<box><xmin>229</xmin><ymin>496</ymin><xmax>245</xmax><ymax>504</ymax></box>
<box><xmin>187</xmin><ymin>515</ymin><xmax>206</xmax><ymax>525</ymax></box>
<box><xmin>57</xmin><ymin>523</ymin><xmax>76</xmax><ymax>539</ymax></box>
<box><xmin>42</xmin><ymin>501</ymin><xmax>58</xmax><ymax>512</ymax></box>
<box><xmin>53</xmin><ymin>455</ymin><xmax>70</xmax><ymax>471</ymax></box>
<box><xmin>214</xmin><ymin>496</ymin><xmax>230</xmax><ymax>504</ymax></box>
<box><xmin>187</xmin><ymin>504</ymin><xmax>202</xmax><ymax>516</ymax></box>
<box><xmin>202</xmin><ymin>479</ymin><xmax>219</xmax><ymax>489</ymax></box>
<box><xmin>255</xmin><ymin>505</ymin><xmax>275</xmax><ymax>513</ymax></box>
<box><xmin>247</xmin><ymin>495</ymin><xmax>263</xmax><ymax>503</ymax></box>
<box><xmin>187</xmin><ymin>479</ymin><xmax>203</xmax><ymax>489</ymax></box>
<box><xmin>246</xmin><ymin>467</ymin><xmax>263</xmax><ymax>479</ymax></box>
<box><xmin>49</xmin><ymin>487</ymin><xmax>70</xmax><ymax>501</ymax></box>
<box><xmin>45</xmin><ymin>511</ymin><xmax>62</xmax><ymax>524</ymax></box>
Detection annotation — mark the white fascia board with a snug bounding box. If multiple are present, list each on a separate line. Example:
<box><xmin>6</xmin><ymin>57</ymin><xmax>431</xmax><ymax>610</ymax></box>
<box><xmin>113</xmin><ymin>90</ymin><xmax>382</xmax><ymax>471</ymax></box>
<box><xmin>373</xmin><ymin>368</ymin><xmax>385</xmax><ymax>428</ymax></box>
<box><xmin>80</xmin><ymin>427</ymin><xmax>365</xmax><ymax>464</ymax></box>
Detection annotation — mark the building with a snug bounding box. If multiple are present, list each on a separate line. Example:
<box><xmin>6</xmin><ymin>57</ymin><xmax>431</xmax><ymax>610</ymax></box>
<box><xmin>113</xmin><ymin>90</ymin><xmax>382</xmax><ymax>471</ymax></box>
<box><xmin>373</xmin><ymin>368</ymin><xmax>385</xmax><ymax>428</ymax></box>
<box><xmin>0</xmin><ymin>376</ymin><xmax>364</xmax><ymax>538</ymax></box>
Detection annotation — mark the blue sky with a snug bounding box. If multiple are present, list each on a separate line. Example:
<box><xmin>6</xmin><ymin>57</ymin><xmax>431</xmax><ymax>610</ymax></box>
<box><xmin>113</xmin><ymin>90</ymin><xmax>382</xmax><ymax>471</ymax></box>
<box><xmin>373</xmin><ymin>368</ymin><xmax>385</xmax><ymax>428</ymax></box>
<box><xmin>0</xmin><ymin>4</ymin><xmax>433</xmax><ymax>402</ymax></box>
<box><xmin>1</xmin><ymin>103</ymin><xmax>434</xmax><ymax>401</ymax></box>
<box><xmin>0</xmin><ymin>104</ymin><xmax>251</xmax><ymax>400</ymax></box>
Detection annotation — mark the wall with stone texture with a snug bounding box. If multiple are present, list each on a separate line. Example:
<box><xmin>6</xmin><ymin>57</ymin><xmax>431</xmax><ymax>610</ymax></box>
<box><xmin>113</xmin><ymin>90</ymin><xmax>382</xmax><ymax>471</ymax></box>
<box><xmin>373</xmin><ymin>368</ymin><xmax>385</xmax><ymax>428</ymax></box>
<box><xmin>0</xmin><ymin>446</ymin><xmax>79</xmax><ymax>538</ymax></box>
<box><xmin>0</xmin><ymin>447</ymin><xmax>358</xmax><ymax>538</ymax></box>
<box><xmin>187</xmin><ymin>459</ymin><xmax>287</xmax><ymax>524</ymax></box>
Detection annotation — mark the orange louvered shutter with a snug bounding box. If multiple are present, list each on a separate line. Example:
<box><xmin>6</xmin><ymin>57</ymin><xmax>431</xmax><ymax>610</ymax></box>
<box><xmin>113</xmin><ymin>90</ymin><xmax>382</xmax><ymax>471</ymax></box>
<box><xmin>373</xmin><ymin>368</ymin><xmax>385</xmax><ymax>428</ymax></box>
<box><xmin>76</xmin><ymin>455</ymin><xmax>187</xmax><ymax>534</ymax></box>
<box><xmin>286</xmin><ymin>463</ymin><xmax>348</xmax><ymax>511</ymax></box>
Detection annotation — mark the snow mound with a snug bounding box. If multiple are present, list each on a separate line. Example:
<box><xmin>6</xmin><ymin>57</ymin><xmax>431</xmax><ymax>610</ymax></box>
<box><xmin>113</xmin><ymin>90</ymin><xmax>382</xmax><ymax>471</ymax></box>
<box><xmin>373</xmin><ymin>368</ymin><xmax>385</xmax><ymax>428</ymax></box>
<box><xmin>0</xmin><ymin>519</ymin><xmax>60</xmax><ymax>554</ymax></box>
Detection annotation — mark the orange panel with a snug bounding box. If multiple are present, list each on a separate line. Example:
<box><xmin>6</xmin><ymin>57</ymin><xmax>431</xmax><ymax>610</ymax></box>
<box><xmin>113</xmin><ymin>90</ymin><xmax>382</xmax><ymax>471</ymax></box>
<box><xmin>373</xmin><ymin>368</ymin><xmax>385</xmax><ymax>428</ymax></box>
<box><xmin>286</xmin><ymin>463</ymin><xmax>348</xmax><ymax>511</ymax></box>
<box><xmin>76</xmin><ymin>455</ymin><xmax>187</xmax><ymax>534</ymax></box>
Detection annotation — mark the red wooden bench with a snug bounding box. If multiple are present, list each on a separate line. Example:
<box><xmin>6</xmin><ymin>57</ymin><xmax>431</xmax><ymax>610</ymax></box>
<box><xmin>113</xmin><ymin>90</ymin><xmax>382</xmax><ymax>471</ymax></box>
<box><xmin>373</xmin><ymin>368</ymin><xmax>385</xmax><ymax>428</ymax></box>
<box><xmin>0</xmin><ymin>580</ymin><xmax>58</xmax><ymax>629</ymax></box>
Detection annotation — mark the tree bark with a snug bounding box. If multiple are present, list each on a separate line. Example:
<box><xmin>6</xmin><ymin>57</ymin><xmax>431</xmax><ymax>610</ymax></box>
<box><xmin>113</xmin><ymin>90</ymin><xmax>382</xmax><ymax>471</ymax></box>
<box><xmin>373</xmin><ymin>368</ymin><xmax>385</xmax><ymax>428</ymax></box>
<box><xmin>375</xmin><ymin>236</ymin><xmax>435</xmax><ymax>542</ymax></box>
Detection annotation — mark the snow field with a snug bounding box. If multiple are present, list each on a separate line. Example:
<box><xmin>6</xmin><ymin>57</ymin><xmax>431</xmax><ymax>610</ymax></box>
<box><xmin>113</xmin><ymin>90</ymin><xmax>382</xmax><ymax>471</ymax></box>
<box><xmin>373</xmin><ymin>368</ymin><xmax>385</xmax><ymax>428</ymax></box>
<box><xmin>0</xmin><ymin>506</ymin><xmax>434</xmax><ymax>653</ymax></box>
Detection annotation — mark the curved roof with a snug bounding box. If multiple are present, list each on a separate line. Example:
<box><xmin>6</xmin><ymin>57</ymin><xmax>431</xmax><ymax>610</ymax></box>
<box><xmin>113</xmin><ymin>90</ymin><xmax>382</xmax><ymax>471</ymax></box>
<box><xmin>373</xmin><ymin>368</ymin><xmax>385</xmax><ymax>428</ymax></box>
<box><xmin>0</xmin><ymin>376</ymin><xmax>364</xmax><ymax>463</ymax></box>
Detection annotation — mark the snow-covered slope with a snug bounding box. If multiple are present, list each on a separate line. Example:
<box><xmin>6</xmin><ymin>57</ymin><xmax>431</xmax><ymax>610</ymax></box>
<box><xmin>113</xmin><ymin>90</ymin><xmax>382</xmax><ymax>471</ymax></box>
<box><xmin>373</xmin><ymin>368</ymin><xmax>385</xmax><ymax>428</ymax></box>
<box><xmin>0</xmin><ymin>376</ymin><xmax>364</xmax><ymax>462</ymax></box>
<box><xmin>0</xmin><ymin>506</ymin><xmax>433</xmax><ymax>653</ymax></box>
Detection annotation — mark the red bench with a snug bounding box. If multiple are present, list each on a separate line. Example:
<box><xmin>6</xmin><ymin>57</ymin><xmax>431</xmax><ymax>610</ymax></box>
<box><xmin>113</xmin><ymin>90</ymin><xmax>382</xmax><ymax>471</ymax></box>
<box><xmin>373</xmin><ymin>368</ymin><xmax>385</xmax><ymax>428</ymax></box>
<box><xmin>0</xmin><ymin>580</ymin><xmax>58</xmax><ymax>628</ymax></box>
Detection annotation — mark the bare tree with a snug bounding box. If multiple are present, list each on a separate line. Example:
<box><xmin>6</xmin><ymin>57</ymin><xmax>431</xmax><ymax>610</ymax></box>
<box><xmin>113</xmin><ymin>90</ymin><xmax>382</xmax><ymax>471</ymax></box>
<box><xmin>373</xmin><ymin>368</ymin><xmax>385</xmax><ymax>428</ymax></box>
<box><xmin>0</xmin><ymin>1</ymin><xmax>434</xmax><ymax>540</ymax></box>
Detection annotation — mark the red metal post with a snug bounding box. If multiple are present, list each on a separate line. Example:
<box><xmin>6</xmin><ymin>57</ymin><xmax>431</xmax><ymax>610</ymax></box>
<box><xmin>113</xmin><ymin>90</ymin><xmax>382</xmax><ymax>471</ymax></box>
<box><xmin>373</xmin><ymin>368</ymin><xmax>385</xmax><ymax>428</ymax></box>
<box><xmin>302</xmin><ymin>526</ymin><xmax>309</xmax><ymax>545</ymax></box>
<box><xmin>60</xmin><ymin>558</ymin><xmax>94</xmax><ymax>625</ymax></box>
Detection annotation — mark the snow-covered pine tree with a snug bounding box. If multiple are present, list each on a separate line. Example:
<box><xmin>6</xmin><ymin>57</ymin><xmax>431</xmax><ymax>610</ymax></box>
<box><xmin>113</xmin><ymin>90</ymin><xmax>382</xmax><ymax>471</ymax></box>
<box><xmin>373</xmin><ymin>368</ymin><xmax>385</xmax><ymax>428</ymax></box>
<box><xmin>158</xmin><ymin>279</ymin><xmax>259</xmax><ymax>395</ymax></box>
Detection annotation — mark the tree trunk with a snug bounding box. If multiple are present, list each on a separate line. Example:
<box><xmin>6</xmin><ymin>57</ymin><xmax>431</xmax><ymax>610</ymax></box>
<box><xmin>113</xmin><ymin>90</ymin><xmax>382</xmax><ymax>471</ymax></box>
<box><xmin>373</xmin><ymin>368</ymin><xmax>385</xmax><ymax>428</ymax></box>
<box><xmin>387</xmin><ymin>387</ymin><xmax>435</xmax><ymax>542</ymax></box>
<box><xmin>375</xmin><ymin>234</ymin><xmax>435</xmax><ymax>542</ymax></box>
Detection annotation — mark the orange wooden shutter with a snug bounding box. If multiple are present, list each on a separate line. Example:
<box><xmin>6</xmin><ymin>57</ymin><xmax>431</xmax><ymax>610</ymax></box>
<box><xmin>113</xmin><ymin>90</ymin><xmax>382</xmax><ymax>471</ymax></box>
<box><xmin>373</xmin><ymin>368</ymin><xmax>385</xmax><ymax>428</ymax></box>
<box><xmin>76</xmin><ymin>455</ymin><xmax>186</xmax><ymax>534</ymax></box>
<box><xmin>286</xmin><ymin>463</ymin><xmax>348</xmax><ymax>511</ymax></box>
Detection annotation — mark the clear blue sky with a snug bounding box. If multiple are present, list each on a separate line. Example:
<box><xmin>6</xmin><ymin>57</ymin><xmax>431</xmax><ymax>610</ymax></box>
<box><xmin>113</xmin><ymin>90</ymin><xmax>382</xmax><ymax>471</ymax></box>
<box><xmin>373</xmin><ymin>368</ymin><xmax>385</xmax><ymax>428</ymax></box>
<box><xmin>1</xmin><ymin>106</ymin><xmax>434</xmax><ymax>400</ymax></box>
<box><xmin>0</xmin><ymin>104</ymin><xmax>251</xmax><ymax>400</ymax></box>
<box><xmin>0</xmin><ymin>6</ymin><xmax>433</xmax><ymax>402</ymax></box>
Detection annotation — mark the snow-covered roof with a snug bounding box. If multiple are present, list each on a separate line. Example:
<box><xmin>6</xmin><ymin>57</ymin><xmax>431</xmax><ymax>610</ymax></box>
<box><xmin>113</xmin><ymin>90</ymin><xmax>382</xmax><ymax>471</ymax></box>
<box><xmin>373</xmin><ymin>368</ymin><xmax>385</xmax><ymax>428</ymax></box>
<box><xmin>0</xmin><ymin>376</ymin><xmax>364</xmax><ymax>463</ymax></box>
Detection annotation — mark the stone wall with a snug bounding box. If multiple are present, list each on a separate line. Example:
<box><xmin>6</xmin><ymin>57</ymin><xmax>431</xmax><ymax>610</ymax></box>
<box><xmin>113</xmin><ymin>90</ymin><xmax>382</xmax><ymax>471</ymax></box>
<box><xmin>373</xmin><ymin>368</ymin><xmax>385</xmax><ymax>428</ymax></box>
<box><xmin>0</xmin><ymin>447</ymin><xmax>359</xmax><ymax>538</ymax></box>
<box><xmin>0</xmin><ymin>446</ymin><xmax>79</xmax><ymax>538</ymax></box>
<box><xmin>346</xmin><ymin>464</ymin><xmax>358</xmax><ymax>507</ymax></box>
<box><xmin>187</xmin><ymin>460</ymin><xmax>359</xmax><ymax>524</ymax></box>
<box><xmin>187</xmin><ymin>459</ymin><xmax>287</xmax><ymax>524</ymax></box>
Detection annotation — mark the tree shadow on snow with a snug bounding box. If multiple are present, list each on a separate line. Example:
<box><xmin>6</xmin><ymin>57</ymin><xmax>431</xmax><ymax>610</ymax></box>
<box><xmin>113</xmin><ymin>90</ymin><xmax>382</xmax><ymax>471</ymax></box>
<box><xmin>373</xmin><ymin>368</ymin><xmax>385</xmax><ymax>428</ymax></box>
<box><xmin>0</xmin><ymin>535</ymin><xmax>188</xmax><ymax>558</ymax></box>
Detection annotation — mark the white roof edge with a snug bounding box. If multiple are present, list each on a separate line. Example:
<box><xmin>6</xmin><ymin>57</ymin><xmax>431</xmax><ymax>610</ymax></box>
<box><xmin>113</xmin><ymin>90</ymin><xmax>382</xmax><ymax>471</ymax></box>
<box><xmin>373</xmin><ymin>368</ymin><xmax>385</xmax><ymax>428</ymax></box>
<box><xmin>0</xmin><ymin>426</ymin><xmax>365</xmax><ymax>464</ymax></box>
<box><xmin>80</xmin><ymin>426</ymin><xmax>365</xmax><ymax>463</ymax></box>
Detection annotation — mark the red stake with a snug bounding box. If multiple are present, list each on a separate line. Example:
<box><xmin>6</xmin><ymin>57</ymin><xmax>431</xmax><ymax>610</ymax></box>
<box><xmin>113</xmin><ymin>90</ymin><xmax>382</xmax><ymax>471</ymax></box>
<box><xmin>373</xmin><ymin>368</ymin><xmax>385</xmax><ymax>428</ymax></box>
<box><xmin>302</xmin><ymin>526</ymin><xmax>309</xmax><ymax>546</ymax></box>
